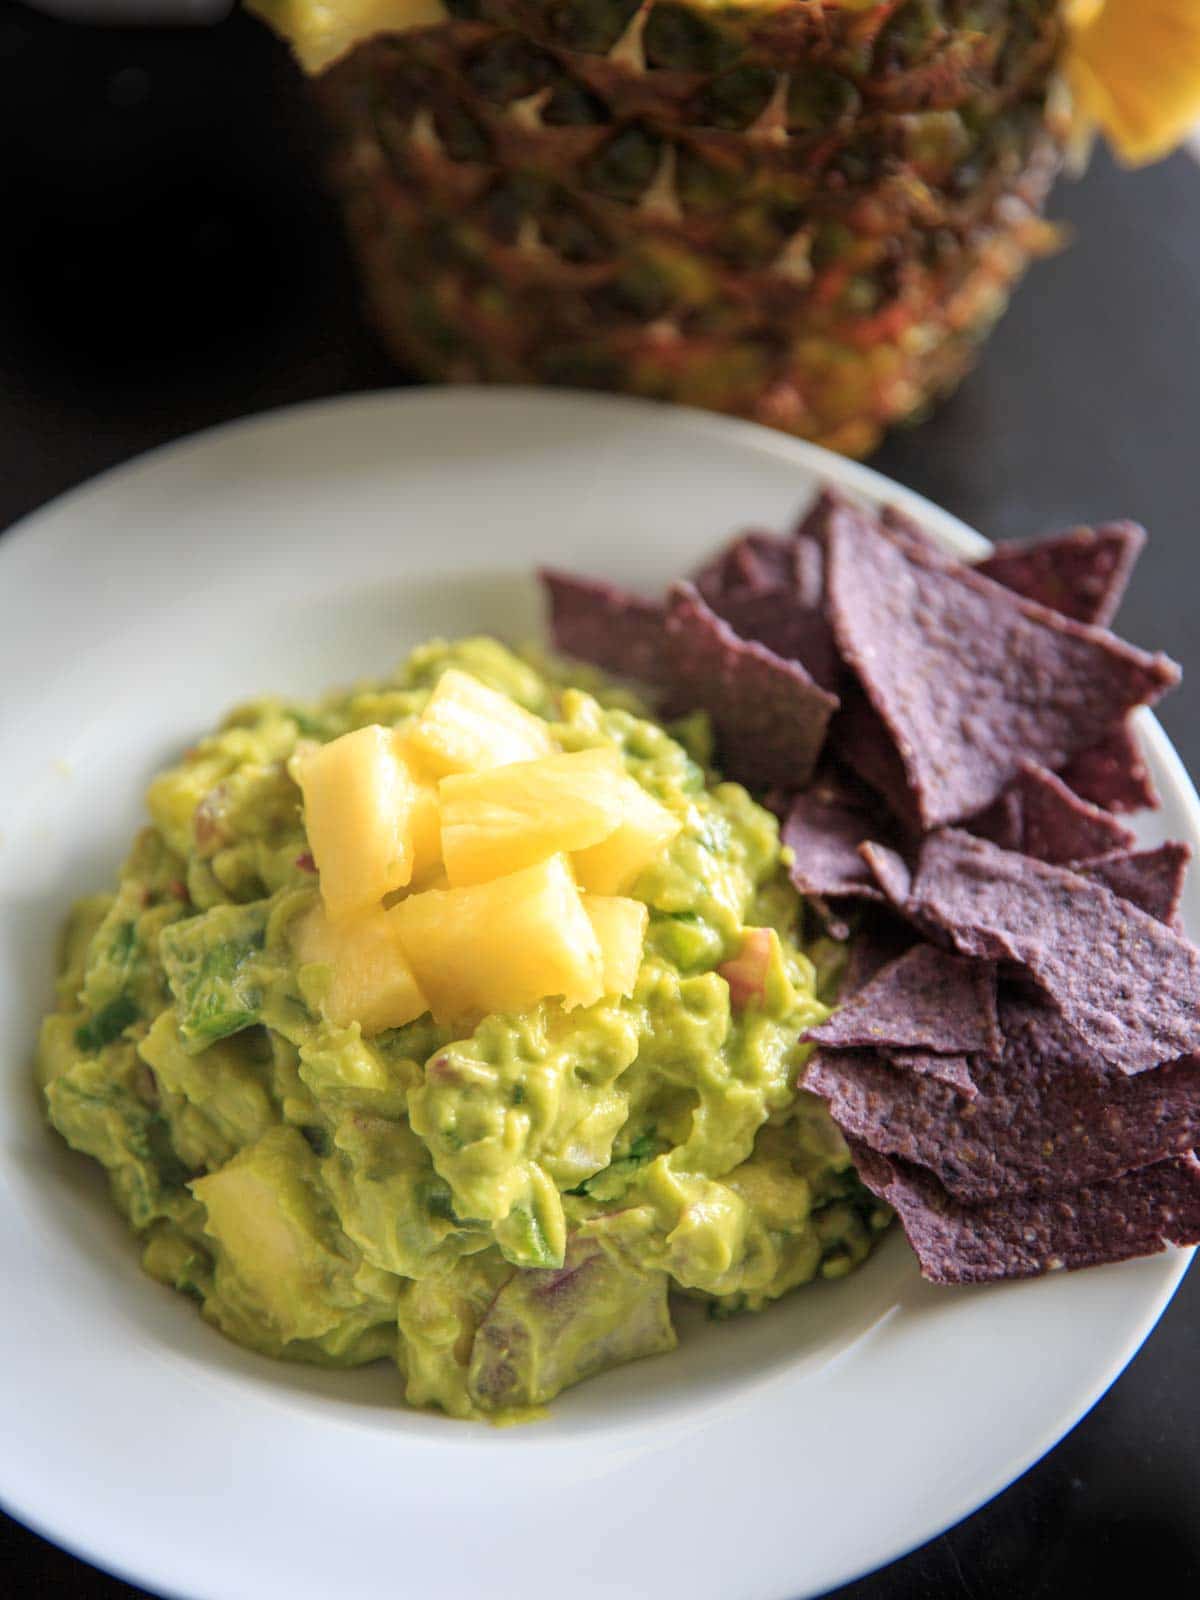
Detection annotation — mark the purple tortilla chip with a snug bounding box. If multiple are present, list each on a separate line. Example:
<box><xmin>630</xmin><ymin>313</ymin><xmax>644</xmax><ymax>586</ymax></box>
<box><xmin>839</xmin><ymin>915</ymin><xmax>916</xmax><ymax>998</ymax></box>
<box><xmin>663</xmin><ymin>583</ymin><xmax>838</xmax><ymax>791</ymax></box>
<box><xmin>806</xmin><ymin>943</ymin><xmax>1002</xmax><ymax>1056</ymax></box>
<box><xmin>976</xmin><ymin>522</ymin><xmax>1146</xmax><ymax>628</ymax></box>
<box><xmin>1060</xmin><ymin>722</ymin><xmax>1159</xmax><ymax>814</ymax></box>
<box><xmin>807</xmin><ymin>993</ymin><xmax>1200</xmax><ymax>1203</ymax></box>
<box><xmin>703</xmin><ymin>586</ymin><xmax>841</xmax><ymax>694</ymax></box>
<box><xmin>694</xmin><ymin>508</ymin><xmax>840</xmax><ymax>692</ymax></box>
<box><xmin>824</xmin><ymin>502</ymin><xmax>1178</xmax><ymax>829</ymax></box>
<box><xmin>859</xmin><ymin>841</ymin><xmax>913</xmax><ymax>907</ymax></box>
<box><xmin>968</xmin><ymin>790</ymin><xmax>1025</xmax><ymax>853</ymax></box>
<box><xmin>541</xmin><ymin>570</ymin><xmax>666</xmax><ymax>684</ymax></box>
<box><xmin>832</xmin><ymin>686</ymin><xmax>923</xmax><ymax>827</ymax></box>
<box><xmin>782</xmin><ymin>774</ymin><xmax>902</xmax><ymax>903</ymax></box>
<box><xmin>878</xmin><ymin>504</ymin><xmax>948</xmax><ymax>562</ymax></box>
<box><xmin>1079</xmin><ymin>843</ymin><xmax>1191</xmax><ymax>927</ymax></box>
<box><xmin>694</xmin><ymin>530</ymin><xmax>795</xmax><ymax>603</ymax></box>
<box><xmin>885</xmin><ymin>1049</ymin><xmax>977</xmax><ymax>1098</ymax></box>
<box><xmin>1014</xmin><ymin>760</ymin><xmax>1136</xmax><ymax>865</ymax></box>
<box><xmin>909</xmin><ymin>830</ymin><xmax>1200</xmax><ymax>1074</ymax></box>
<box><xmin>848</xmin><ymin>1143</ymin><xmax>1200</xmax><ymax>1285</ymax></box>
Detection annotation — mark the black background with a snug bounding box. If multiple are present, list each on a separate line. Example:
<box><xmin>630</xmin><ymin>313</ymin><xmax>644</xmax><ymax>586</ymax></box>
<box><xmin>1</xmin><ymin>3</ymin><xmax>1198</xmax><ymax>1594</ymax></box>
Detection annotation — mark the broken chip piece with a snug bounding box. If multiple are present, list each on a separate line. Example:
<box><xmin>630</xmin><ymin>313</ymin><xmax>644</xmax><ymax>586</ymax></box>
<box><xmin>807</xmin><ymin>994</ymin><xmax>1200</xmax><ymax>1205</ymax></box>
<box><xmin>663</xmin><ymin>583</ymin><xmax>838</xmax><ymax>791</ymax></box>
<box><xmin>1079</xmin><ymin>842</ymin><xmax>1191</xmax><ymax>926</ymax></box>
<box><xmin>540</xmin><ymin>569</ymin><xmax>667</xmax><ymax>685</ymax></box>
<box><xmin>1012</xmin><ymin>759</ymin><xmax>1137</xmax><ymax>865</ymax></box>
<box><xmin>848</xmin><ymin>1143</ymin><xmax>1200</xmax><ymax>1286</ymax></box>
<box><xmin>805</xmin><ymin>943</ymin><xmax>1001</xmax><ymax>1058</ymax></box>
<box><xmin>976</xmin><ymin>521</ymin><xmax>1146</xmax><ymax>627</ymax></box>
<box><xmin>908</xmin><ymin>830</ymin><xmax>1200</xmax><ymax>1075</ymax></box>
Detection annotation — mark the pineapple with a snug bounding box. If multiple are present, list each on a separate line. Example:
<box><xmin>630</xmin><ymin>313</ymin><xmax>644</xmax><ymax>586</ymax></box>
<box><xmin>406</xmin><ymin>769</ymin><xmax>446</xmax><ymax>886</ymax></box>
<box><xmin>439</xmin><ymin>745</ymin><xmax>627</xmax><ymax>884</ymax></box>
<box><xmin>251</xmin><ymin>0</ymin><xmax>1073</xmax><ymax>456</ymax></box>
<box><xmin>293</xmin><ymin>900</ymin><xmax>429</xmax><ymax>1032</ymax></box>
<box><xmin>247</xmin><ymin>0</ymin><xmax>1200</xmax><ymax>454</ymax></box>
<box><xmin>572</xmin><ymin>777</ymin><xmax>680</xmax><ymax>893</ymax></box>
<box><xmin>294</xmin><ymin>724</ymin><xmax>424</xmax><ymax>919</ymax></box>
<box><xmin>391</xmin><ymin>854</ymin><xmax>604</xmax><ymax>1021</ymax></box>
<box><xmin>583</xmin><ymin>894</ymin><xmax>648</xmax><ymax>996</ymax></box>
<box><xmin>406</xmin><ymin>668</ymin><xmax>555</xmax><ymax>775</ymax></box>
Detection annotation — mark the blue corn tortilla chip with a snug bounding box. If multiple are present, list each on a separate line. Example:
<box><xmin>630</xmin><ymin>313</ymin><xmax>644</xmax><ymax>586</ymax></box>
<box><xmin>1079</xmin><ymin>842</ymin><xmax>1191</xmax><ymax>927</ymax></box>
<box><xmin>806</xmin><ymin>992</ymin><xmax>1200</xmax><ymax>1204</ymax></box>
<box><xmin>884</xmin><ymin>1049</ymin><xmax>977</xmax><ymax>1098</ymax></box>
<box><xmin>781</xmin><ymin>773</ymin><xmax>903</xmax><ymax>904</ymax></box>
<box><xmin>908</xmin><ymin>830</ymin><xmax>1200</xmax><ymax>1074</ymax></box>
<box><xmin>968</xmin><ymin>790</ymin><xmax>1025</xmax><ymax>853</ymax></box>
<box><xmin>839</xmin><ymin>914</ymin><xmax>916</xmax><ymax>999</ymax></box>
<box><xmin>858</xmin><ymin>841</ymin><xmax>913</xmax><ymax>907</ymax></box>
<box><xmin>663</xmin><ymin>583</ymin><xmax>838</xmax><ymax>790</ymax></box>
<box><xmin>695</xmin><ymin>514</ymin><xmax>840</xmax><ymax>692</ymax></box>
<box><xmin>708</xmin><ymin>532</ymin><xmax>785</xmax><ymax>595</ymax></box>
<box><xmin>968</xmin><ymin>763</ymin><xmax>1136</xmax><ymax>863</ymax></box>
<box><xmin>806</xmin><ymin>943</ymin><xmax>1002</xmax><ymax>1056</ymax></box>
<box><xmin>694</xmin><ymin>529</ymin><xmax>797</xmax><ymax>602</ymax></box>
<box><xmin>847</xmin><ymin>1142</ymin><xmax>1200</xmax><ymax>1285</ymax></box>
<box><xmin>832</xmin><ymin>684</ymin><xmax>925</xmax><ymax>829</ymax></box>
<box><xmin>824</xmin><ymin>501</ymin><xmax>1178</xmax><ymax>829</ymax></box>
<box><xmin>977</xmin><ymin>522</ymin><xmax>1146</xmax><ymax>628</ymax></box>
<box><xmin>1060</xmin><ymin>721</ymin><xmax>1159</xmax><ymax>814</ymax></box>
<box><xmin>878</xmin><ymin>504</ymin><xmax>947</xmax><ymax>562</ymax></box>
<box><xmin>1013</xmin><ymin>760</ymin><xmax>1136</xmax><ymax>865</ymax></box>
<box><xmin>540</xmin><ymin>569</ymin><xmax>667</xmax><ymax>685</ymax></box>
<box><xmin>701</xmin><ymin>585</ymin><xmax>841</xmax><ymax>694</ymax></box>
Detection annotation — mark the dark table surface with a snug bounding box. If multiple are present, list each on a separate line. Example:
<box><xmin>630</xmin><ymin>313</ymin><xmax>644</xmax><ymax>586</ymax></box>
<box><xmin>2</xmin><ymin>3</ymin><xmax>1199</xmax><ymax>1595</ymax></box>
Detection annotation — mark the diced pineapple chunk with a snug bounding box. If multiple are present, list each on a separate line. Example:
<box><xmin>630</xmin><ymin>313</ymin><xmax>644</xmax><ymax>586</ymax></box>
<box><xmin>405</xmin><ymin>669</ymin><xmax>555</xmax><ymax>777</ymax></box>
<box><xmin>295</xmin><ymin>725</ymin><xmax>421</xmax><ymax>921</ymax></box>
<box><xmin>405</xmin><ymin>765</ymin><xmax>444</xmax><ymax>888</ymax></box>
<box><xmin>293</xmin><ymin>901</ymin><xmax>428</xmax><ymax>1035</ymax></box>
<box><xmin>583</xmin><ymin>897</ymin><xmax>648</xmax><ymax>998</ymax></box>
<box><xmin>572</xmin><ymin>780</ymin><xmax>681</xmax><ymax>895</ymax></box>
<box><xmin>192</xmin><ymin>1126</ymin><xmax>344</xmax><ymax>1342</ymax></box>
<box><xmin>390</xmin><ymin>855</ymin><xmax>603</xmax><ymax>1024</ymax></box>
<box><xmin>440</xmin><ymin>747</ymin><xmax>627</xmax><ymax>886</ymax></box>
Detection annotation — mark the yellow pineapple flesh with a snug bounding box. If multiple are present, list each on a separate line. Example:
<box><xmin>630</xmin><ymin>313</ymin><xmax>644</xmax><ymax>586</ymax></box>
<box><xmin>405</xmin><ymin>669</ymin><xmax>555</xmax><ymax>777</ymax></box>
<box><xmin>294</xmin><ymin>724</ymin><xmax>419</xmax><ymax>920</ymax></box>
<box><xmin>1067</xmin><ymin>0</ymin><xmax>1200</xmax><ymax>165</ymax></box>
<box><xmin>583</xmin><ymin>896</ymin><xmax>648</xmax><ymax>998</ymax></box>
<box><xmin>572</xmin><ymin>781</ymin><xmax>681</xmax><ymax>895</ymax></box>
<box><xmin>439</xmin><ymin>746</ymin><xmax>627</xmax><ymax>886</ymax></box>
<box><xmin>390</xmin><ymin>854</ymin><xmax>603</xmax><ymax>1023</ymax></box>
<box><xmin>293</xmin><ymin>900</ymin><xmax>428</xmax><ymax>1034</ymax></box>
<box><xmin>405</xmin><ymin>762</ymin><xmax>445</xmax><ymax>887</ymax></box>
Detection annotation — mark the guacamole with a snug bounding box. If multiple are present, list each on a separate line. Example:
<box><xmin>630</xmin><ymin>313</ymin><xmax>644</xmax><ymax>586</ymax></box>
<box><xmin>37</xmin><ymin>639</ymin><xmax>889</xmax><ymax>1420</ymax></box>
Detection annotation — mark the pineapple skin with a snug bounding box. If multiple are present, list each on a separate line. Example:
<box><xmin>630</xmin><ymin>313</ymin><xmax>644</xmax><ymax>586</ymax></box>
<box><xmin>318</xmin><ymin>0</ymin><xmax>1066</xmax><ymax>456</ymax></box>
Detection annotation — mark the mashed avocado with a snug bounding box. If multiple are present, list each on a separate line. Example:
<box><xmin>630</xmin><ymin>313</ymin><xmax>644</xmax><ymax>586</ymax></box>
<box><xmin>37</xmin><ymin>639</ymin><xmax>889</xmax><ymax>1420</ymax></box>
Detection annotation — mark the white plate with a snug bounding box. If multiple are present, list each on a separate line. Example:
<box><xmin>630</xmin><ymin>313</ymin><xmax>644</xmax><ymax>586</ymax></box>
<box><xmin>0</xmin><ymin>388</ymin><xmax>1195</xmax><ymax>1600</ymax></box>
